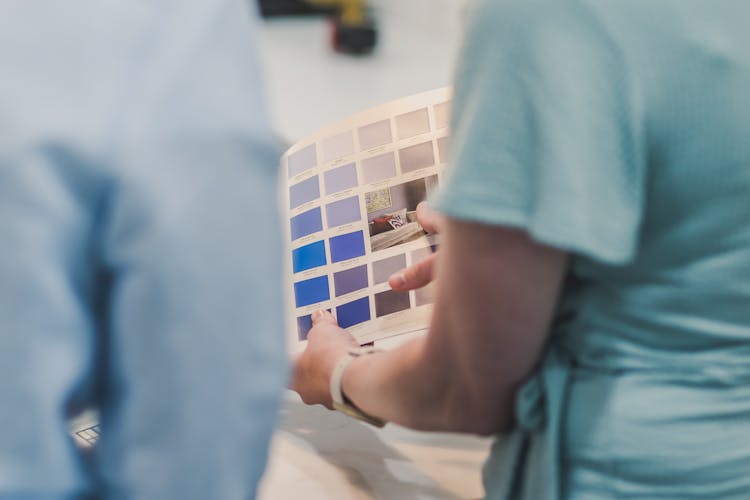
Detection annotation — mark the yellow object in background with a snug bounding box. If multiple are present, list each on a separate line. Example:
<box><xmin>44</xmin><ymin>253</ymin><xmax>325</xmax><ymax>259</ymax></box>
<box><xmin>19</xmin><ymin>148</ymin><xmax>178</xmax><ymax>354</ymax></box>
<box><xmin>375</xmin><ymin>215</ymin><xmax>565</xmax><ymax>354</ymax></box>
<box><xmin>306</xmin><ymin>0</ymin><xmax>377</xmax><ymax>54</ymax></box>
<box><xmin>306</xmin><ymin>0</ymin><xmax>365</xmax><ymax>26</ymax></box>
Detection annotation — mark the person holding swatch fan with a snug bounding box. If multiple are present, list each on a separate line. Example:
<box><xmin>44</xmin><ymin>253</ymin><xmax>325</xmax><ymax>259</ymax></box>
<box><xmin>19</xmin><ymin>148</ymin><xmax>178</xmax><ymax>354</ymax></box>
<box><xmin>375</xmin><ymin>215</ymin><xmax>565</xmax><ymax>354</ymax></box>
<box><xmin>292</xmin><ymin>0</ymin><xmax>750</xmax><ymax>498</ymax></box>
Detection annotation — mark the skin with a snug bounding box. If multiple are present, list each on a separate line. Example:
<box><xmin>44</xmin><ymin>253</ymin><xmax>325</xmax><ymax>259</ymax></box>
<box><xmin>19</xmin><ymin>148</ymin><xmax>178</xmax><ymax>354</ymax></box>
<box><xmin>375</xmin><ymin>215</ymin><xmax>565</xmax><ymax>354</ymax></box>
<box><xmin>292</xmin><ymin>203</ymin><xmax>569</xmax><ymax>435</ymax></box>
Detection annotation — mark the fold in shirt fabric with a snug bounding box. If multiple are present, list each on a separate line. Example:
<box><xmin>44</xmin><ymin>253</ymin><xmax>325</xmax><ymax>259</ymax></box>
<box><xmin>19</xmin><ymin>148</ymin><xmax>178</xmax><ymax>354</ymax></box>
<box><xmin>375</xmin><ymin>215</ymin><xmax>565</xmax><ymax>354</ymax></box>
<box><xmin>0</xmin><ymin>1</ymin><xmax>287</xmax><ymax>498</ymax></box>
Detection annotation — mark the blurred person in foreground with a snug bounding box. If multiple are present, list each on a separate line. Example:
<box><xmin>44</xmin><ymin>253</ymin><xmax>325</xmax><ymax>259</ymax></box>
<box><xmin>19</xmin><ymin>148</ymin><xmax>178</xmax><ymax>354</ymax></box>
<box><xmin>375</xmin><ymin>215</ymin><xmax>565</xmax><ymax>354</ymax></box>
<box><xmin>293</xmin><ymin>0</ymin><xmax>750</xmax><ymax>498</ymax></box>
<box><xmin>0</xmin><ymin>1</ymin><xmax>286</xmax><ymax>498</ymax></box>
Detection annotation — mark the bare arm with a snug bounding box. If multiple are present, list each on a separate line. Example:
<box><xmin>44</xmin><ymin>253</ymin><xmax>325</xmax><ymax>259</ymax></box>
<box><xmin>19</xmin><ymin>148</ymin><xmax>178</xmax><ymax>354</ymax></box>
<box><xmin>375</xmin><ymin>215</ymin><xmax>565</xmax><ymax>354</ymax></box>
<box><xmin>293</xmin><ymin>217</ymin><xmax>568</xmax><ymax>435</ymax></box>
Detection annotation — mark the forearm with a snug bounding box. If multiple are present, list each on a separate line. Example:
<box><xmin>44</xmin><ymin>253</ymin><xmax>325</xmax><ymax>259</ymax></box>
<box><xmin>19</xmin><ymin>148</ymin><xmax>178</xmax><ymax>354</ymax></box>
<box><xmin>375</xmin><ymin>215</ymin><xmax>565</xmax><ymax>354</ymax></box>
<box><xmin>340</xmin><ymin>335</ymin><xmax>515</xmax><ymax>434</ymax></box>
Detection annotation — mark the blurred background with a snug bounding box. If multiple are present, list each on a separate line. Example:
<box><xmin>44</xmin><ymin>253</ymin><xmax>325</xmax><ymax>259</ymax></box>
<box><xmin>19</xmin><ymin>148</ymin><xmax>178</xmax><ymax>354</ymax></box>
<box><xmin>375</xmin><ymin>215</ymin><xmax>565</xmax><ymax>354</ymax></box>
<box><xmin>256</xmin><ymin>0</ymin><xmax>466</xmax><ymax>143</ymax></box>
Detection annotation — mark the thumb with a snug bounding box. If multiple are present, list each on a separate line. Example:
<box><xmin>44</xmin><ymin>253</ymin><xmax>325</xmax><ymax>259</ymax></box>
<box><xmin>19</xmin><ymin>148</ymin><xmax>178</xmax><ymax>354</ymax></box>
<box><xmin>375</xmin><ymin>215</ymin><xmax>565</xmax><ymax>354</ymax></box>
<box><xmin>311</xmin><ymin>309</ymin><xmax>337</xmax><ymax>326</ymax></box>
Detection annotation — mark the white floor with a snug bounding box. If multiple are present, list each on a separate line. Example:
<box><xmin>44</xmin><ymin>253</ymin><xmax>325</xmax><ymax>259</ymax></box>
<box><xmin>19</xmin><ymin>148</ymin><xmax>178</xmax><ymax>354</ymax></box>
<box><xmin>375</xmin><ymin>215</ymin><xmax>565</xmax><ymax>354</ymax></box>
<box><xmin>259</xmin><ymin>392</ymin><xmax>490</xmax><ymax>500</ymax></box>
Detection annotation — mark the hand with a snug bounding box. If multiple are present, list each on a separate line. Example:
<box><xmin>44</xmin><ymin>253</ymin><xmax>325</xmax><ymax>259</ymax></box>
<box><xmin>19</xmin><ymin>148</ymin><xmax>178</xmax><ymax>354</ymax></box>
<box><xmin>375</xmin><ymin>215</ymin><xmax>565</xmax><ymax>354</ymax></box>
<box><xmin>388</xmin><ymin>201</ymin><xmax>444</xmax><ymax>291</ymax></box>
<box><xmin>291</xmin><ymin>310</ymin><xmax>359</xmax><ymax>409</ymax></box>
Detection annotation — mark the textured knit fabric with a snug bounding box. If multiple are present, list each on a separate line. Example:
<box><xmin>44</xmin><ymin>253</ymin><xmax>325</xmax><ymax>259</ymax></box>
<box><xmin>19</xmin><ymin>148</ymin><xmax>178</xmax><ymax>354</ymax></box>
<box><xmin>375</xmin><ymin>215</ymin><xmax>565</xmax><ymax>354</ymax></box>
<box><xmin>0</xmin><ymin>1</ymin><xmax>286</xmax><ymax>498</ymax></box>
<box><xmin>434</xmin><ymin>0</ymin><xmax>750</xmax><ymax>498</ymax></box>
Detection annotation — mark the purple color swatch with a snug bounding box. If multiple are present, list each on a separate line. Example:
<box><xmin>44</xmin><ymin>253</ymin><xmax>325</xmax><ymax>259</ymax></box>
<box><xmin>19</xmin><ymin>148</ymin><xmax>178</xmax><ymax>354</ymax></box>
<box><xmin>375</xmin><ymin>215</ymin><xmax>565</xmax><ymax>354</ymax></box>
<box><xmin>324</xmin><ymin>163</ymin><xmax>358</xmax><ymax>195</ymax></box>
<box><xmin>288</xmin><ymin>143</ymin><xmax>317</xmax><ymax>178</ymax></box>
<box><xmin>326</xmin><ymin>195</ymin><xmax>360</xmax><ymax>228</ymax></box>
<box><xmin>361</xmin><ymin>152</ymin><xmax>396</xmax><ymax>184</ymax></box>
<box><xmin>334</xmin><ymin>264</ymin><xmax>368</xmax><ymax>297</ymax></box>
<box><xmin>289</xmin><ymin>175</ymin><xmax>320</xmax><ymax>209</ymax></box>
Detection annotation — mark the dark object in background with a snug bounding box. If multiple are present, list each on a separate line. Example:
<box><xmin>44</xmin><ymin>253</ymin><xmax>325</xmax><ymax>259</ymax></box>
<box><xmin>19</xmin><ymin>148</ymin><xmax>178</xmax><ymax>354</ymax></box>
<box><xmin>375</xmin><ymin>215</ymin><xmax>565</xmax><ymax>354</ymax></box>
<box><xmin>257</xmin><ymin>0</ymin><xmax>335</xmax><ymax>17</ymax></box>
<box><xmin>258</xmin><ymin>0</ymin><xmax>377</xmax><ymax>55</ymax></box>
<box><xmin>330</xmin><ymin>12</ymin><xmax>377</xmax><ymax>55</ymax></box>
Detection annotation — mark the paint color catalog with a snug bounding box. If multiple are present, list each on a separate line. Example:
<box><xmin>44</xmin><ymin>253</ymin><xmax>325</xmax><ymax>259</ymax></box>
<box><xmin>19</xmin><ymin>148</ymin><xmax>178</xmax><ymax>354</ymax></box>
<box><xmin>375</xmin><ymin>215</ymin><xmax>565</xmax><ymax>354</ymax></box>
<box><xmin>281</xmin><ymin>87</ymin><xmax>451</xmax><ymax>347</ymax></box>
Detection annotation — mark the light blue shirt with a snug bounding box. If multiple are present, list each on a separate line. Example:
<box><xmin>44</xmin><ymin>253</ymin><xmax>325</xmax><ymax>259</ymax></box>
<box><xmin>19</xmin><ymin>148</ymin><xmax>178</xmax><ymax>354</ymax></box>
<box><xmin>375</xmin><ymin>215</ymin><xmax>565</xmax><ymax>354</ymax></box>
<box><xmin>0</xmin><ymin>1</ymin><xmax>286</xmax><ymax>498</ymax></box>
<box><xmin>435</xmin><ymin>0</ymin><xmax>750</xmax><ymax>498</ymax></box>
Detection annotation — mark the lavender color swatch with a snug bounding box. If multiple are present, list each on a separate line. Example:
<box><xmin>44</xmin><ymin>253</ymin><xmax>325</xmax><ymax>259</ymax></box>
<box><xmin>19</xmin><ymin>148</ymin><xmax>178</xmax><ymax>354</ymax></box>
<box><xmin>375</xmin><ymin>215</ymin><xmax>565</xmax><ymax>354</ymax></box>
<box><xmin>324</xmin><ymin>163</ymin><xmax>358</xmax><ymax>195</ymax></box>
<box><xmin>325</xmin><ymin>195</ymin><xmax>360</xmax><ymax>228</ymax></box>
<box><xmin>289</xmin><ymin>175</ymin><xmax>320</xmax><ymax>209</ymax></box>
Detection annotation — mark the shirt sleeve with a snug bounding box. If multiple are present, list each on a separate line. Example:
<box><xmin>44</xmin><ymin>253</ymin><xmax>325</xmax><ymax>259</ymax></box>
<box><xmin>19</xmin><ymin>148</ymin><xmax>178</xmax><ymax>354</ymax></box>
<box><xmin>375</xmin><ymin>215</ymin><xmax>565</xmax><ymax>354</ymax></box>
<box><xmin>433</xmin><ymin>0</ymin><xmax>645</xmax><ymax>265</ymax></box>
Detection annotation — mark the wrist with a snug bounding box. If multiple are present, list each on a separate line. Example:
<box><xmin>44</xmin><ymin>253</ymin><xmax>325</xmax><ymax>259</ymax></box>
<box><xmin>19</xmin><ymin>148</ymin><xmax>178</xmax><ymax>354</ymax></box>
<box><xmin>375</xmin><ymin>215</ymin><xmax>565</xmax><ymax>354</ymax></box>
<box><xmin>329</xmin><ymin>346</ymin><xmax>386</xmax><ymax>427</ymax></box>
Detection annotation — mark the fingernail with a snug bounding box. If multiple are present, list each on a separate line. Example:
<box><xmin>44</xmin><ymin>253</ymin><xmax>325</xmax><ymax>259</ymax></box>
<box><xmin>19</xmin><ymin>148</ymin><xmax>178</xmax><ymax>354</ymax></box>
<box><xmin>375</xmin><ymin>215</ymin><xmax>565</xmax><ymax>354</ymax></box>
<box><xmin>390</xmin><ymin>273</ymin><xmax>406</xmax><ymax>288</ymax></box>
<box><xmin>311</xmin><ymin>310</ymin><xmax>324</xmax><ymax>321</ymax></box>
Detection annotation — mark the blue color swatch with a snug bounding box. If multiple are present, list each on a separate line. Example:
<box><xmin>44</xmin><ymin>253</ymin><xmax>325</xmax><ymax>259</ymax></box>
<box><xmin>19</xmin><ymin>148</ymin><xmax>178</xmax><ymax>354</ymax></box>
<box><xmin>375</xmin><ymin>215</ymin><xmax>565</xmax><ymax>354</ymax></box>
<box><xmin>292</xmin><ymin>240</ymin><xmax>327</xmax><ymax>273</ymax></box>
<box><xmin>329</xmin><ymin>230</ymin><xmax>366</xmax><ymax>263</ymax></box>
<box><xmin>294</xmin><ymin>275</ymin><xmax>330</xmax><ymax>307</ymax></box>
<box><xmin>290</xmin><ymin>207</ymin><xmax>323</xmax><ymax>241</ymax></box>
<box><xmin>337</xmin><ymin>297</ymin><xmax>371</xmax><ymax>328</ymax></box>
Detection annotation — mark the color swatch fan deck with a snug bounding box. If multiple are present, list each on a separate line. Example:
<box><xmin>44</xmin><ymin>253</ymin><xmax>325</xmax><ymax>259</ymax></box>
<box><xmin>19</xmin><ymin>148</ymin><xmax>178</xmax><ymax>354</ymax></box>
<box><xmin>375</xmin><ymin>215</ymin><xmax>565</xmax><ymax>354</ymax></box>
<box><xmin>282</xmin><ymin>88</ymin><xmax>451</xmax><ymax>346</ymax></box>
